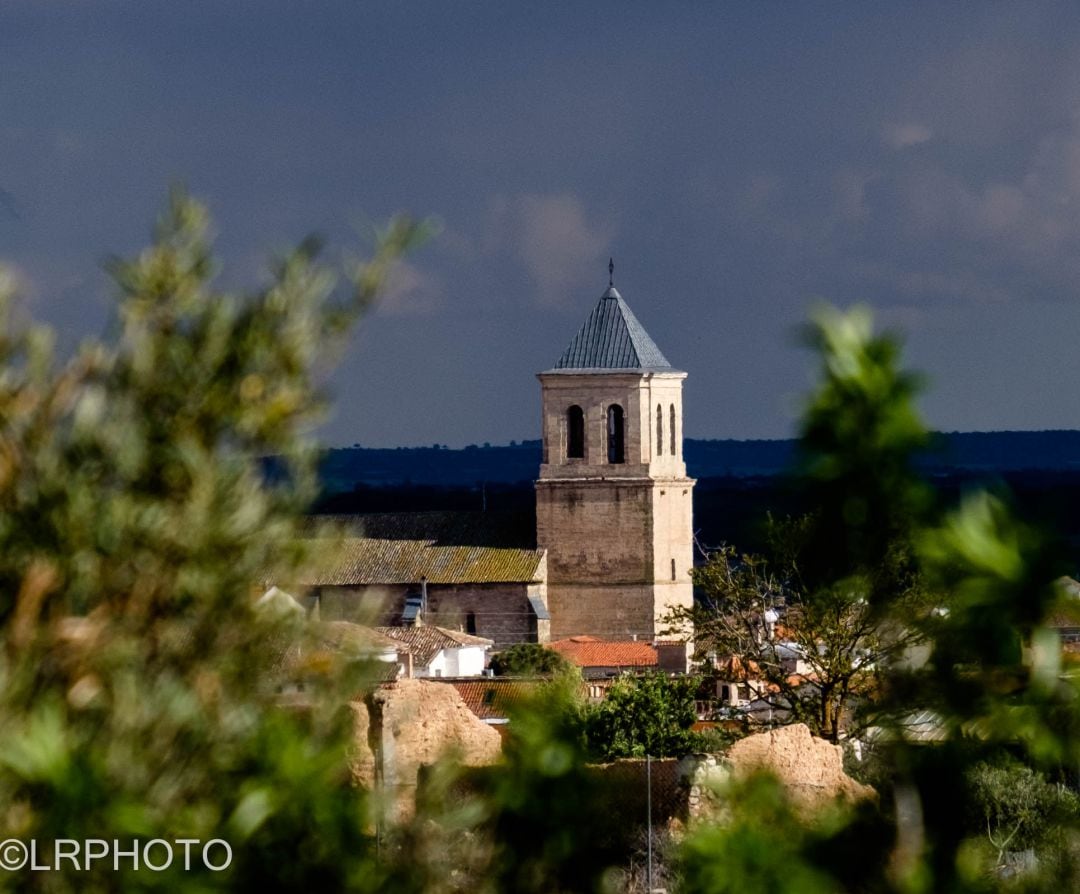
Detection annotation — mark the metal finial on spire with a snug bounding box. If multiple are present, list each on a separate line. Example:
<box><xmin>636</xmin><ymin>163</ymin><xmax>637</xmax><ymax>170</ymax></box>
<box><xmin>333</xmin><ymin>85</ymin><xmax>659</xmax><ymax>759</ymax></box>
<box><xmin>608</xmin><ymin>257</ymin><xmax>614</xmax><ymax>287</ymax></box>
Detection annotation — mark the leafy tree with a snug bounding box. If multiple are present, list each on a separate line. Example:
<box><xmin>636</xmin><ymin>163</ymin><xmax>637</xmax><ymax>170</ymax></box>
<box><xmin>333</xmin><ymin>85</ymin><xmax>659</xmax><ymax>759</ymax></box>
<box><xmin>794</xmin><ymin>305</ymin><xmax>932</xmax><ymax>601</ymax></box>
<box><xmin>0</xmin><ymin>189</ymin><xmax>426</xmax><ymax>893</ymax></box>
<box><xmin>681</xmin><ymin>539</ymin><xmax>924</xmax><ymax>743</ymax></box>
<box><xmin>489</xmin><ymin>643</ymin><xmax>574</xmax><ymax>677</ymax></box>
<box><xmin>585</xmin><ymin>672</ymin><xmax>704</xmax><ymax>760</ymax></box>
<box><xmin>669</xmin><ymin>307</ymin><xmax>932</xmax><ymax>744</ymax></box>
<box><xmin>967</xmin><ymin>758</ymin><xmax>1080</xmax><ymax>868</ymax></box>
<box><xmin>11</xmin><ymin>190</ymin><xmax>1080</xmax><ymax>894</ymax></box>
<box><xmin>679</xmin><ymin>774</ymin><xmax>879</xmax><ymax>894</ymax></box>
<box><xmin>677</xmin><ymin>305</ymin><xmax>1080</xmax><ymax>893</ymax></box>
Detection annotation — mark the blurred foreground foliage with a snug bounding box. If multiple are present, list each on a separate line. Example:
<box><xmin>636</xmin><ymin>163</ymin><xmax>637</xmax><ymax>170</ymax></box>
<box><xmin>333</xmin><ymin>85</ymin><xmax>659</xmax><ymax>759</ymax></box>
<box><xmin>2</xmin><ymin>194</ymin><xmax>1080</xmax><ymax>892</ymax></box>
<box><xmin>0</xmin><ymin>190</ymin><xmax>429</xmax><ymax>892</ymax></box>
<box><xmin>671</xmin><ymin>305</ymin><xmax>1080</xmax><ymax>893</ymax></box>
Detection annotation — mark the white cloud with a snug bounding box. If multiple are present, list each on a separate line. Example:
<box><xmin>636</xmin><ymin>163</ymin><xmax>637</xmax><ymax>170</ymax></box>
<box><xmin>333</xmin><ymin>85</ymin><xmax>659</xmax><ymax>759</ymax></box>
<box><xmin>467</xmin><ymin>193</ymin><xmax>615</xmax><ymax>308</ymax></box>
<box><xmin>881</xmin><ymin>122</ymin><xmax>933</xmax><ymax>150</ymax></box>
<box><xmin>374</xmin><ymin>260</ymin><xmax>443</xmax><ymax>317</ymax></box>
<box><xmin>514</xmin><ymin>193</ymin><xmax>614</xmax><ymax>308</ymax></box>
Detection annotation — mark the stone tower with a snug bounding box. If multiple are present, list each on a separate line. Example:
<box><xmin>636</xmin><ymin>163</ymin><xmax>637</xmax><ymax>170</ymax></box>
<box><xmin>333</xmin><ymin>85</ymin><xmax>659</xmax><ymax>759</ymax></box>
<box><xmin>536</xmin><ymin>275</ymin><xmax>695</xmax><ymax>640</ymax></box>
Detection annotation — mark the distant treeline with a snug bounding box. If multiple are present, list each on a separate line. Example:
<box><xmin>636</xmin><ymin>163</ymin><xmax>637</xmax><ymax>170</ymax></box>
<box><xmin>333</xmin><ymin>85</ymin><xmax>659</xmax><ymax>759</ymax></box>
<box><xmin>314</xmin><ymin>430</ymin><xmax>1080</xmax><ymax>491</ymax></box>
<box><xmin>300</xmin><ymin>431</ymin><xmax>1080</xmax><ymax>567</ymax></box>
<box><xmin>312</xmin><ymin>470</ymin><xmax>1080</xmax><ymax>569</ymax></box>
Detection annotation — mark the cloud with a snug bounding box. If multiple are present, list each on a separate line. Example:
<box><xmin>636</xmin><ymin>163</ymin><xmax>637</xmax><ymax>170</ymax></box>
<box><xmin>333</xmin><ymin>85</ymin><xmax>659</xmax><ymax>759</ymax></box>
<box><xmin>860</xmin><ymin>114</ymin><xmax>1080</xmax><ymax>306</ymax></box>
<box><xmin>881</xmin><ymin>122</ymin><xmax>933</xmax><ymax>150</ymax></box>
<box><xmin>512</xmin><ymin>194</ymin><xmax>615</xmax><ymax>308</ymax></box>
<box><xmin>851</xmin><ymin>260</ymin><xmax>1014</xmax><ymax>307</ymax></box>
<box><xmin>462</xmin><ymin>193</ymin><xmax>615</xmax><ymax>308</ymax></box>
<box><xmin>374</xmin><ymin>260</ymin><xmax>443</xmax><ymax>317</ymax></box>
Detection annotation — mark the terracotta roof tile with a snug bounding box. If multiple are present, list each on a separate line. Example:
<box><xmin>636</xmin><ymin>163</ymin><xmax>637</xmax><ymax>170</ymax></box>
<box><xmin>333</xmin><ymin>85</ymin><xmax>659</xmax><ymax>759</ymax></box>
<box><xmin>716</xmin><ymin>654</ymin><xmax>762</xmax><ymax>680</ymax></box>
<box><xmin>547</xmin><ymin>636</ymin><xmax>659</xmax><ymax>669</ymax></box>
<box><xmin>443</xmin><ymin>679</ymin><xmax>540</xmax><ymax>720</ymax></box>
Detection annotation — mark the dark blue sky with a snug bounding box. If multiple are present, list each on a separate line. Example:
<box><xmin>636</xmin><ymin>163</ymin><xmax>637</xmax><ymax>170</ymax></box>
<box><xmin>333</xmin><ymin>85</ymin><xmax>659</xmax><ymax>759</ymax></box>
<box><xmin>5</xmin><ymin>2</ymin><xmax>1080</xmax><ymax>446</ymax></box>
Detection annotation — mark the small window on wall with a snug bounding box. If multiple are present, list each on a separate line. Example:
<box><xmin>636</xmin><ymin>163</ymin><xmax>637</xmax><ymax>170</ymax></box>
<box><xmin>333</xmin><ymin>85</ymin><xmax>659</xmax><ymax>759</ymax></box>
<box><xmin>670</xmin><ymin>403</ymin><xmax>677</xmax><ymax>456</ymax></box>
<box><xmin>671</xmin><ymin>558</ymin><xmax>676</xmax><ymax>581</ymax></box>
<box><xmin>607</xmin><ymin>404</ymin><xmax>625</xmax><ymax>464</ymax></box>
<box><xmin>567</xmin><ymin>405</ymin><xmax>585</xmax><ymax>459</ymax></box>
<box><xmin>656</xmin><ymin>404</ymin><xmax>663</xmax><ymax>455</ymax></box>
<box><xmin>466</xmin><ymin>612</ymin><xmax>477</xmax><ymax>634</ymax></box>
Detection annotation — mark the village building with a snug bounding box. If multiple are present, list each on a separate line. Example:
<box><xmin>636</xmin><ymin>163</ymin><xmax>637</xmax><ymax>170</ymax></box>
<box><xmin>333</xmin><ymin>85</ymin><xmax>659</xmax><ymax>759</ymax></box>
<box><xmin>442</xmin><ymin>679</ymin><xmax>538</xmax><ymax>727</ymax></box>
<box><xmin>375</xmin><ymin>625</ymin><xmax>493</xmax><ymax>678</ymax></box>
<box><xmin>297</xmin><ymin>511</ymin><xmax>549</xmax><ymax>648</ymax></box>
<box><xmin>285</xmin><ymin>267</ymin><xmax>694</xmax><ymax>652</ymax></box>
<box><xmin>546</xmin><ymin>635</ymin><xmax>692</xmax><ymax>679</ymax></box>
<box><xmin>536</xmin><ymin>267</ymin><xmax>696</xmax><ymax>640</ymax></box>
<box><xmin>437</xmin><ymin>678</ymin><xmax>619</xmax><ymax>728</ymax></box>
<box><xmin>267</xmin><ymin>617</ymin><xmax>405</xmax><ymax>705</ymax></box>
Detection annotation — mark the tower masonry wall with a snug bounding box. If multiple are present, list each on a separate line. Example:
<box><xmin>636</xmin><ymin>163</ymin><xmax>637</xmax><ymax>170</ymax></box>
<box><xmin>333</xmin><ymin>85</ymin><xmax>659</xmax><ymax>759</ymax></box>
<box><xmin>546</xmin><ymin>583</ymin><xmax>658</xmax><ymax>640</ymax></box>
<box><xmin>650</xmin><ymin>481</ymin><xmax>695</xmax><ymax>629</ymax></box>
<box><xmin>535</xmin><ymin>328</ymin><xmax>694</xmax><ymax>643</ymax></box>
<box><xmin>538</xmin><ymin>371</ymin><xmax>687</xmax><ymax>477</ymax></box>
<box><xmin>536</xmin><ymin>478</ymin><xmax>653</xmax><ymax>582</ymax></box>
<box><xmin>536</xmin><ymin>476</ymin><xmax>695</xmax><ymax>640</ymax></box>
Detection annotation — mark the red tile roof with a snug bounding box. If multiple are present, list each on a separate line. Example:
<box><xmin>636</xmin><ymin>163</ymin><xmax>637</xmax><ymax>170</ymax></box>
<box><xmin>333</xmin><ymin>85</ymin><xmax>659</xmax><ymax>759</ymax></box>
<box><xmin>546</xmin><ymin>636</ymin><xmax>659</xmax><ymax>669</ymax></box>
<box><xmin>443</xmin><ymin>679</ymin><xmax>541</xmax><ymax>720</ymax></box>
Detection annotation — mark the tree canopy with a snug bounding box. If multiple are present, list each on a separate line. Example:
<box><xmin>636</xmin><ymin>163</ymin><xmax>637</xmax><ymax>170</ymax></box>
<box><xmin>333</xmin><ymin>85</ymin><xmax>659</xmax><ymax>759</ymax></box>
<box><xmin>0</xmin><ymin>190</ymin><xmax>425</xmax><ymax>892</ymax></box>
<box><xmin>489</xmin><ymin>643</ymin><xmax>574</xmax><ymax>677</ymax></box>
<box><xmin>586</xmin><ymin>672</ymin><xmax>704</xmax><ymax>760</ymax></box>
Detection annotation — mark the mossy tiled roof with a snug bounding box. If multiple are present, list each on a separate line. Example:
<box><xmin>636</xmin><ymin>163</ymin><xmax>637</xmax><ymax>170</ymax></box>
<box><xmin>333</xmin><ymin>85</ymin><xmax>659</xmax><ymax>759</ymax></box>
<box><xmin>300</xmin><ymin>511</ymin><xmax>544</xmax><ymax>586</ymax></box>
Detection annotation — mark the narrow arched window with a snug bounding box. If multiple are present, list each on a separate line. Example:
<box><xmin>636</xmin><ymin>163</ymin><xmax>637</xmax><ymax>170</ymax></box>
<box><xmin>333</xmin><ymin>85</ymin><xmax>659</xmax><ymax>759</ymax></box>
<box><xmin>566</xmin><ymin>405</ymin><xmax>584</xmax><ymax>459</ymax></box>
<box><xmin>466</xmin><ymin>611</ymin><xmax>477</xmax><ymax>634</ymax></box>
<box><xmin>656</xmin><ymin>404</ymin><xmax>663</xmax><ymax>456</ymax></box>
<box><xmin>671</xmin><ymin>558</ymin><xmax>676</xmax><ymax>581</ymax></box>
<box><xmin>670</xmin><ymin>403</ymin><xmax>677</xmax><ymax>456</ymax></box>
<box><xmin>607</xmin><ymin>404</ymin><xmax>625</xmax><ymax>464</ymax></box>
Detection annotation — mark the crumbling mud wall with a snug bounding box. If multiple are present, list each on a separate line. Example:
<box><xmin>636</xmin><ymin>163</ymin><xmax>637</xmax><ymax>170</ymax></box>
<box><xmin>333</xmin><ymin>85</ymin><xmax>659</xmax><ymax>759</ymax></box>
<box><xmin>685</xmin><ymin>723</ymin><xmax>876</xmax><ymax>822</ymax></box>
<box><xmin>352</xmin><ymin>679</ymin><xmax>502</xmax><ymax>819</ymax></box>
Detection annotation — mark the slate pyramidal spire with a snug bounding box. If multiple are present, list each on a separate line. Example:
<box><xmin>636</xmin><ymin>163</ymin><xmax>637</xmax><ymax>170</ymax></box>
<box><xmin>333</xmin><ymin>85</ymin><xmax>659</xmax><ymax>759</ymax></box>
<box><xmin>547</xmin><ymin>262</ymin><xmax>676</xmax><ymax>372</ymax></box>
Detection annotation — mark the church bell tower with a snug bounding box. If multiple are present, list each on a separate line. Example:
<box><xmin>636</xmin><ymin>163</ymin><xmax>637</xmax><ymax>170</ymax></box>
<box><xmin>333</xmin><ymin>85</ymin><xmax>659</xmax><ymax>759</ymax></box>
<box><xmin>536</xmin><ymin>264</ymin><xmax>695</xmax><ymax>640</ymax></box>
